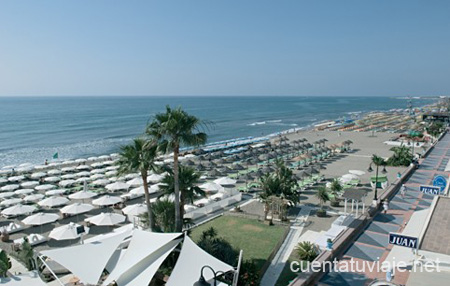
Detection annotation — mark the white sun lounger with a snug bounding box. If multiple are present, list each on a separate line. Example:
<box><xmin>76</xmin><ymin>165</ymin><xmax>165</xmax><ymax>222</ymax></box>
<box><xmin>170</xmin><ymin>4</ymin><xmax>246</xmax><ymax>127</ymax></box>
<box><xmin>14</xmin><ymin>233</ymin><xmax>47</xmax><ymax>246</ymax></box>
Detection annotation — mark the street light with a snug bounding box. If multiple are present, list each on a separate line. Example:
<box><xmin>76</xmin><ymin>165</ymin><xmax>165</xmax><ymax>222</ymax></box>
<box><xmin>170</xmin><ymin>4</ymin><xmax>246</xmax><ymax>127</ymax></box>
<box><xmin>193</xmin><ymin>266</ymin><xmax>226</xmax><ymax>286</ymax></box>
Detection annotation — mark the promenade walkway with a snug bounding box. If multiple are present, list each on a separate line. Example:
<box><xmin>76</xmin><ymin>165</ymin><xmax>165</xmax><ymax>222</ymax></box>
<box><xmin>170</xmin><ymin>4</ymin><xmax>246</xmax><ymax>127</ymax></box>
<box><xmin>319</xmin><ymin>133</ymin><xmax>450</xmax><ymax>286</ymax></box>
<box><xmin>260</xmin><ymin>206</ymin><xmax>312</xmax><ymax>286</ymax></box>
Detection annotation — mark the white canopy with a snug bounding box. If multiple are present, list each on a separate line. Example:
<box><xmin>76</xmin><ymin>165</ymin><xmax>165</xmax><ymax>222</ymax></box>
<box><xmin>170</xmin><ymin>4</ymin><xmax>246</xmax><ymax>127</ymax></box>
<box><xmin>45</xmin><ymin>189</ymin><xmax>66</xmax><ymax>196</ymax></box>
<box><xmin>61</xmin><ymin>203</ymin><xmax>94</xmax><ymax>215</ymax></box>
<box><xmin>22</xmin><ymin>212</ymin><xmax>59</xmax><ymax>225</ymax></box>
<box><xmin>38</xmin><ymin>196</ymin><xmax>69</xmax><ymax>207</ymax></box>
<box><xmin>41</xmin><ymin>231</ymin><xmax>129</xmax><ymax>285</ymax></box>
<box><xmin>199</xmin><ymin>182</ymin><xmax>224</xmax><ymax>193</ymax></box>
<box><xmin>0</xmin><ymin>198</ymin><xmax>22</xmax><ymax>207</ymax></box>
<box><xmin>1</xmin><ymin>204</ymin><xmax>36</xmax><ymax>216</ymax></box>
<box><xmin>15</xmin><ymin>188</ymin><xmax>35</xmax><ymax>195</ymax></box>
<box><xmin>122</xmin><ymin>204</ymin><xmax>148</xmax><ymax>216</ymax></box>
<box><xmin>1</xmin><ymin>184</ymin><xmax>20</xmax><ymax>191</ymax></box>
<box><xmin>103</xmin><ymin>230</ymin><xmax>182</xmax><ymax>286</ymax></box>
<box><xmin>49</xmin><ymin>222</ymin><xmax>88</xmax><ymax>240</ymax></box>
<box><xmin>69</xmin><ymin>190</ymin><xmax>97</xmax><ymax>200</ymax></box>
<box><xmin>35</xmin><ymin>184</ymin><xmax>56</xmax><ymax>191</ymax></box>
<box><xmin>167</xmin><ymin>236</ymin><xmax>234</xmax><ymax>286</ymax></box>
<box><xmin>92</xmin><ymin>195</ymin><xmax>121</xmax><ymax>206</ymax></box>
<box><xmin>21</xmin><ymin>181</ymin><xmax>39</xmax><ymax>188</ymax></box>
<box><xmin>213</xmin><ymin>177</ymin><xmax>237</xmax><ymax>186</ymax></box>
<box><xmin>106</xmin><ymin>182</ymin><xmax>130</xmax><ymax>192</ymax></box>
<box><xmin>23</xmin><ymin>194</ymin><xmax>45</xmax><ymax>202</ymax></box>
<box><xmin>85</xmin><ymin>212</ymin><xmax>126</xmax><ymax>226</ymax></box>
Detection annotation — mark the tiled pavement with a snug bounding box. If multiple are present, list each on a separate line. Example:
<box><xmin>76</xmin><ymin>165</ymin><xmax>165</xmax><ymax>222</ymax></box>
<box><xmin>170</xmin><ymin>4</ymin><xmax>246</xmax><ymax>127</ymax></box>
<box><xmin>319</xmin><ymin>133</ymin><xmax>450</xmax><ymax>285</ymax></box>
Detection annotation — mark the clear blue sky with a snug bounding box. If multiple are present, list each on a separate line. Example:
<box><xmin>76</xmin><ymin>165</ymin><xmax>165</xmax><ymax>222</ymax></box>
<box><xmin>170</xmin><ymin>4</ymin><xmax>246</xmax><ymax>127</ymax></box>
<box><xmin>1</xmin><ymin>0</ymin><xmax>449</xmax><ymax>96</ymax></box>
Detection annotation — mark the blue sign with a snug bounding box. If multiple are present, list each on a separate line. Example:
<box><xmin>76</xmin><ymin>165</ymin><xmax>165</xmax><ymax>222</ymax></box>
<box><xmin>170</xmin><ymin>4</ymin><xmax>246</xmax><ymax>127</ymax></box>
<box><xmin>433</xmin><ymin>175</ymin><xmax>447</xmax><ymax>192</ymax></box>
<box><xmin>420</xmin><ymin>185</ymin><xmax>443</xmax><ymax>195</ymax></box>
<box><xmin>389</xmin><ymin>233</ymin><xmax>418</xmax><ymax>249</ymax></box>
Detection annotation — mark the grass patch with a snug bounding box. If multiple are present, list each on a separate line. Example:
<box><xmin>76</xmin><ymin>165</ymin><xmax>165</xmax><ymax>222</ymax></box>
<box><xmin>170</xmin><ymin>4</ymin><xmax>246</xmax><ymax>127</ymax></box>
<box><xmin>190</xmin><ymin>215</ymin><xmax>288</xmax><ymax>270</ymax></box>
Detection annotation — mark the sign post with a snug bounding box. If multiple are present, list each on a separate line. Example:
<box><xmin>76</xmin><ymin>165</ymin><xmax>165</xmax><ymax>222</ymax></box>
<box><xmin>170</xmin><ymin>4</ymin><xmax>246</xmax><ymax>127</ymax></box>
<box><xmin>388</xmin><ymin>233</ymin><xmax>418</xmax><ymax>249</ymax></box>
<box><xmin>420</xmin><ymin>185</ymin><xmax>443</xmax><ymax>195</ymax></box>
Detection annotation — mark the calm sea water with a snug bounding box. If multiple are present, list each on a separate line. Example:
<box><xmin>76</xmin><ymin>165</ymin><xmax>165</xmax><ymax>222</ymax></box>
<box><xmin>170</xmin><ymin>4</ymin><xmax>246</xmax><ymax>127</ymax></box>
<box><xmin>0</xmin><ymin>96</ymin><xmax>435</xmax><ymax>167</ymax></box>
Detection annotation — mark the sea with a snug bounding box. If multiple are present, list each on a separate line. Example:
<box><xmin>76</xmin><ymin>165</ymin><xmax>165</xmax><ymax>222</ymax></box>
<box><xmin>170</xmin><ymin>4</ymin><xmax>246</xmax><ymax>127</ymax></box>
<box><xmin>0</xmin><ymin>96</ymin><xmax>436</xmax><ymax>168</ymax></box>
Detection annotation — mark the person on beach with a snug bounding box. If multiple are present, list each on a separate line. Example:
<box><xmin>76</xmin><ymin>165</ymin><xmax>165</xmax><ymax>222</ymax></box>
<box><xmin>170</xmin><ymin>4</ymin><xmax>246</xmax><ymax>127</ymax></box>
<box><xmin>397</xmin><ymin>172</ymin><xmax>401</xmax><ymax>179</ymax></box>
<box><xmin>382</xmin><ymin>200</ymin><xmax>389</xmax><ymax>213</ymax></box>
<box><xmin>44</xmin><ymin>159</ymin><xmax>48</xmax><ymax>165</ymax></box>
<box><xmin>400</xmin><ymin>184</ymin><xmax>407</xmax><ymax>198</ymax></box>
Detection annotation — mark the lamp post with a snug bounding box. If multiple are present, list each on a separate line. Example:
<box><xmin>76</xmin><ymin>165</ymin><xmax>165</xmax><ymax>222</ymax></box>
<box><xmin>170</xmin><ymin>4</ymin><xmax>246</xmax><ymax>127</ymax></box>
<box><xmin>368</xmin><ymin>159</ymin><xmax>387</xmax><ymax>206</ymax></box>
<box><xmin>193</xmin><ymin>266</ymin><xmax>226</xmax><ymax>286</ymax></box>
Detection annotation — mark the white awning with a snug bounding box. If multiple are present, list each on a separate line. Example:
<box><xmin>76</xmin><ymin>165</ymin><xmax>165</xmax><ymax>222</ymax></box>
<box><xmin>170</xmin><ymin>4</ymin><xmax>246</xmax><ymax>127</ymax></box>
<box><xmin>103</xmin><ymin>230</ymin><xmax>182</xmax><ymax>286</ymax></box>
<box><xmin>40</xmin><ymin>231</ymin><xmax>129</xmax><ymax>285</ymax></box>
<box><xmin>166</xmin><ymin>236</ymin><xmax>234</xmax><ymax>286</ymax></box>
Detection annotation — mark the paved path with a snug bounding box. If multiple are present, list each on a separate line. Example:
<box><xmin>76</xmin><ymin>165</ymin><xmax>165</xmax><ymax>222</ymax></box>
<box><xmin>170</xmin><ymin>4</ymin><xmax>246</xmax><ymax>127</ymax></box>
<box><xmin>319</xmin><ymin>133</ymin><xmax>450</xmax><ymax>286</ymax></box>
<box><xmin>260</xmin><ymin>206</ymin><xmax>312</xmax><ymax>286</ymax></box>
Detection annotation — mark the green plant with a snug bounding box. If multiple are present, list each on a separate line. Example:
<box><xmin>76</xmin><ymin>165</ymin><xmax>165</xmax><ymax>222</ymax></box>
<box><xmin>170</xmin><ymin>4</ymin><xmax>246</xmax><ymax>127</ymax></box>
<box><xmin>296</xmin><ymin>241</ymin><xmax>318</xmax><ymax>262</ymax></box>
<box><xmin>316</xmin><ymin>208</ymin><xmax>327</xmax><ymax>217</ymax></box>
<box><xmin>151</xmin><ymin>198</ymin><xmax>176</xmax><ymax>233</ymax></box>
<box><xmin>0</xmin><ymin>250</ymin><xmax>11</xmax><ymax>277</ymax></box>
<box><xmin>427</xmin><ymin>121</ymin><xmax>444</xmax><ymax>138</ymax></box>
<box><xmin>329</xmin><ymin>178</ymin><xmax>342</xmax><ymax>206</ymax></box>
<box><xmin>14</xmin><ymin>237</ymin><xmax>35</xmax><ymax>271</ymax></box>
<box><xmin>386</xmin><ymin>145</ymin><xmax>412</xmax><ymax>166</ymax></box>
<box><xmin>238</xmin><ymin>260</ymin><xmax>260</xmax><ymax>286</ymax></box>
<box><xmin>196</xmin><ymin>227</ymin><xmax>238</xmax><ymax>266</ymax></box>
<box><xmin>316</xmin><ymin>186</ymin><xmax>330</xmax><ymax>210</ymax></box>
<box><xmin>117</xmin><ymin>138</ymin><xmax>158</xmax><ymax>230</ymax></box>
<box><xmin>147</xmin><ymin>106</ymin><xmax>208</xmax><ymax>232</ymax></box>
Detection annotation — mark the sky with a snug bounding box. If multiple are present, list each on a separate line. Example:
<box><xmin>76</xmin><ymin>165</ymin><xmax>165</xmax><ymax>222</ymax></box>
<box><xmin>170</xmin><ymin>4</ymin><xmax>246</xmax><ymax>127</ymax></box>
<box><xmin>1</xmin><ymin>0</ymin><xmax>450</xmax><ymax>97</ymax></box>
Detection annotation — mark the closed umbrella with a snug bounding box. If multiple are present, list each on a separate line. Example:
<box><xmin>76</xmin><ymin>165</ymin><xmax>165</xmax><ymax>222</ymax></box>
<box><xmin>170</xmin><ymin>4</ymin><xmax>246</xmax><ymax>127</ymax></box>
<box><xmin>1</xmin><ymin>204</ymin><xmax>36</xmax><ymax>217</ymax></box>
<box><xmin>61</xmin><ymin>203</ymin><xmax>94</xmax><ymax>215</ymax></box>
<box><xmin>38</xmin><ymin>196</ymin><xmax>69</xmax><ymax>207</ymax></box>
<box><xmin>49</xmin><ymin>222</ymin><xmax>88</xmax><ymax>241</ymax></box>
<box><xmin>92</xmin><ymin>195</ymin><xmax>121</xmax><ymax>206</ymax></box>
<box><xmin>85</xmin><ymin>212</ymin><xmax>126</xmax><ymax>226</ymax></box>
<box><xmin>122</xmin><ymin>203</ymin><xmax>147</xmax><ymax>216</ymax></box>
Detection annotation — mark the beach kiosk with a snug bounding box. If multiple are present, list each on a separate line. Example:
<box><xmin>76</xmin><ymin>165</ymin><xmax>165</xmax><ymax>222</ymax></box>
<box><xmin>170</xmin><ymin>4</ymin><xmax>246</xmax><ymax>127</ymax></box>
<box><xmin>370</xmin><ymin>175</ymin><xmax>388</xmax><ymax>189</ymax></box>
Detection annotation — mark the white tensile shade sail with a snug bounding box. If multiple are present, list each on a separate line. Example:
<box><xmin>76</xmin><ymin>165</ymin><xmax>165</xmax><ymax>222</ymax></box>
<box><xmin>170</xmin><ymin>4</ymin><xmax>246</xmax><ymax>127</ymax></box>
<box><xmin>103</xmin><ymin>230</ymin><xmax>182</xmax><ymax>286</ymax></box>
<box><xmin>92</xmin><ymin>195</ymin><xmax>121</xmax><ymax>206</ymax></box>
<box><xmin>69</xmin><ymin>190</ymin><xmax>97</xmax><ymax>200</ymax></box>
<box><xmin>85</xmin><ymin>212</ymin><xmax>126</xmax><ymax>226</ymax></box>
<box><xmin>1</xmin><ymin>204</ymin><xmax>36</xmax><ymax>216</ymax></box>
<box><xmin>213</xmin><ymin>177</ymin><xmax>237</xmax><ymax>186</ymax></box>
<box><xmin>61</xmin><ymin>203</ymin><xmax>94</xmax><ymax>215</ymax></box>
<box><xmin>166</xmin><ymin>236</ymin><xmax>234</xmax><ymax>286</ymax></box>
<box><xmin>106</xmin><ymin>182</ymin><xmax>130</xmax><ymax>192</ymax></box>
<box><xmin>49</xmin><ymin>222</ymin><xmax>88</xmax><ymax>240</ymax></box>
<box><xmin>38</xmin><ymin>196</ymin><xmax>70</xmax><ymax>207</ymax></box>
<box><xmin>199</xmin><ymin>182</ymin><xmax>224</xmax><ymax>193</ymax></box>
<box><xmin>40</xmin><ymin>231</ymin><xmax>129</xmax><ymax>285</ymax></box>
<box><xmin>122</xmin><ymin>204</ymin><xmax>147</xmax><ymax>216</ymax></box>
<box><xmin>22</xmin><ymin>212</ymin><xmax>59</xmax><ymax>225</ymax></box>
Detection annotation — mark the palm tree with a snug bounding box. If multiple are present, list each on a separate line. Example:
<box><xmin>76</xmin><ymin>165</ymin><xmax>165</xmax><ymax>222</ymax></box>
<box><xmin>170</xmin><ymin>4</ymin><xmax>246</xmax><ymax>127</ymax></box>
<box><xmin>387</xmin><ymin>145</ymin><xmax>412</xmax><ymax>166</ymax></box>
<box><xmin>159</xmin><ymin>165</ymin><xmax>205</xmax><ymax>226</ymax></box>
<box><xmin>316</xmin><ymin>186</ymin><xmax>330</xmax><ymax>210</ymax></box>
<box><xmin>296</xmin><ymin>241</ymin><xmax>318</xmax><ymax>262</ymax></box>
<box><xmin>117</xmin><ymin>138</ymin><xmax>158</xmax><ymax>230</ymax></box>
<box><xmin>329</xmin><ymin>178</ymin><xmax>342</xmax><ymax>206</ymax></box>
<box><xmin>147</xmin><ymin>106</ymin><xmax>207</xmax><ymax>231</ymax></box>
<box><xmin>0</xmin><ymin>250</ymin><xmax>11</xmax><ymax>277</ymax></box>
<box><xmin>151</xmin><ymin>198</ymin><xmax>176</xmax><ymax>233</ymax></box>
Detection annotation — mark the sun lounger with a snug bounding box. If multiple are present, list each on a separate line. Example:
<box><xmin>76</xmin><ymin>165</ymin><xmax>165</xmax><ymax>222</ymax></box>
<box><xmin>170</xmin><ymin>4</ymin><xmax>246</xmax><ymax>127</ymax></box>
<box><xmin>0</xmin><ymin>222</ymin><xmax>24</xmax><ymax>234</ymax></box>
<box><xmin>14</xmin><ymin>233</ymin><xmax>47</xmax><ymax>246</ymax></box>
